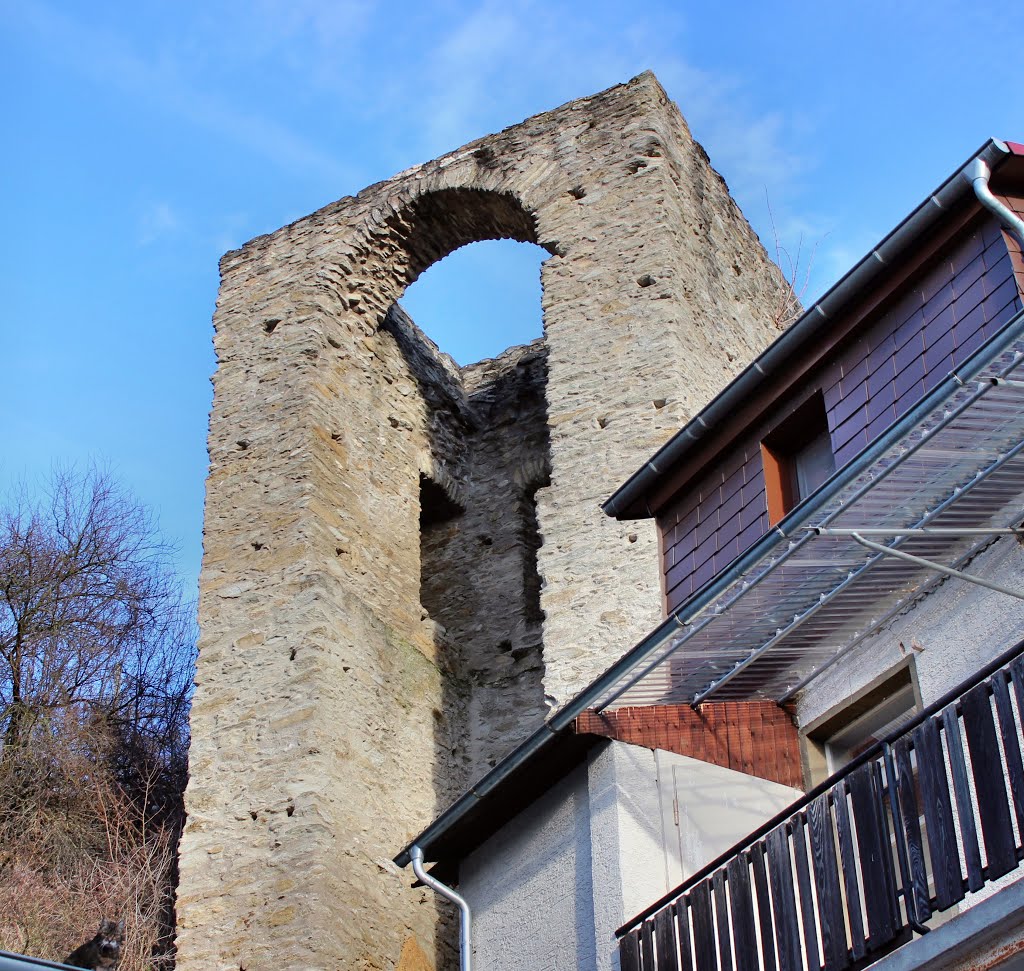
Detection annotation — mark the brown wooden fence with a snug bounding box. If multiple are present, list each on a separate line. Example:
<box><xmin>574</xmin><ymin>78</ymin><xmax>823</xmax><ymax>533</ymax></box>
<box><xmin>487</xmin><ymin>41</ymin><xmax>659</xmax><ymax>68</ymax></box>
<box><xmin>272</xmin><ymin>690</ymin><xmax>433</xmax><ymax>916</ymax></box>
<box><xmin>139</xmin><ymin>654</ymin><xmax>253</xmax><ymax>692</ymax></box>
<box><xmin>617</xmin><ymin>644</ymin><xmax>1024</xmax><ymax>971</ymax></box>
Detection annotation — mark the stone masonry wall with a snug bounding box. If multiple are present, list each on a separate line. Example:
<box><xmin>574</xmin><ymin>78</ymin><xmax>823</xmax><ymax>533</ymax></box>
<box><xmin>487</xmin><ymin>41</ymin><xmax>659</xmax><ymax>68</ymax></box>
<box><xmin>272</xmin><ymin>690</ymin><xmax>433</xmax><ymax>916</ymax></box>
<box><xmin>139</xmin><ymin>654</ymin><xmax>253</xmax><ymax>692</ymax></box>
<box><xmin>535</xmin><ymin>80</ymin><xmax>799</xmax><ymax>702</ymax></box>
<box><xmin>178</xmin><ymin>72</ymin><xmax>795</xmax><ymax>970</ymax></box>
<box><xmin>420</xmin><ymin>337</ymin><xmax>553</xmax><ymax>780</ymax></box>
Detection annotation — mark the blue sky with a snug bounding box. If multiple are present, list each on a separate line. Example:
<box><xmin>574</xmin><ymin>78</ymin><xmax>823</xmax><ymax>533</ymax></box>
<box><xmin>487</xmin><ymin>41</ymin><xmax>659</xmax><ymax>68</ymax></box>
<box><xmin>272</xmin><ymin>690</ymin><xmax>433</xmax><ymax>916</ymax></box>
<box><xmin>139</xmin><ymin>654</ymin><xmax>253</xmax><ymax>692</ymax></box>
<box><xmin>3</xmin><ymin>0</ymin><xmax>1023</xmax><ymax>595</ymax></box>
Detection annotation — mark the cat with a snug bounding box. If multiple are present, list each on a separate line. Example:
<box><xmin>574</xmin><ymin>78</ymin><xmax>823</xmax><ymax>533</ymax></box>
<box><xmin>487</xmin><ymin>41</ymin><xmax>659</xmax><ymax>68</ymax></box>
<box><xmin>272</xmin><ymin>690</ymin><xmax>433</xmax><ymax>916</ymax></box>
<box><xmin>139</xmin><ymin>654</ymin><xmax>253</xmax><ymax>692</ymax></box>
<box><xmin>64</xmin><ymin>919</ymin><xmax>125</xmax><ymax>970</ymax></box>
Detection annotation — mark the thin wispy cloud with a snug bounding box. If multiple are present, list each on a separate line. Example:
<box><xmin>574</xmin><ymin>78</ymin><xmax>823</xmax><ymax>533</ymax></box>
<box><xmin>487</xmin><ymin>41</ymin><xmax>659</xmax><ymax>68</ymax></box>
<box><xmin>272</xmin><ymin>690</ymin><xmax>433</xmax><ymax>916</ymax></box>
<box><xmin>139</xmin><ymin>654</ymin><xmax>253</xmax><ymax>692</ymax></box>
<box><xmin>188</xmin><ymin>0</ymin><xmax>377</xmax><ymax>92</ymax></box>
<box><xmin>138</xmin><ymin>202</ymin><xmax>181</xmax><ymax>247</ymax></box>
<box><xmin>393</xmin><ymin>0</ymin><xmax>821</xmax><ymax>290</ymax></box>
<box><xmin>7</xmin><ymin>0</ymin><xmax>355</xmax><ymax>185</ymax></box>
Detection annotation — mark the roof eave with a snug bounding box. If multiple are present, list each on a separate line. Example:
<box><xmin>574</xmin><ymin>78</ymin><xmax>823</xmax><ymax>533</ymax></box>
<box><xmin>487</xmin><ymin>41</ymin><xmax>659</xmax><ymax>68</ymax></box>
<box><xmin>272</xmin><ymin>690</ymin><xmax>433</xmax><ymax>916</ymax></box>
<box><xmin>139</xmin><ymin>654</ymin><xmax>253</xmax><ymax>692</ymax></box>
<box><xmin>603</xmin><ymin>137</ymin><xmax>1015</xmax><ymax>521</ymax></box>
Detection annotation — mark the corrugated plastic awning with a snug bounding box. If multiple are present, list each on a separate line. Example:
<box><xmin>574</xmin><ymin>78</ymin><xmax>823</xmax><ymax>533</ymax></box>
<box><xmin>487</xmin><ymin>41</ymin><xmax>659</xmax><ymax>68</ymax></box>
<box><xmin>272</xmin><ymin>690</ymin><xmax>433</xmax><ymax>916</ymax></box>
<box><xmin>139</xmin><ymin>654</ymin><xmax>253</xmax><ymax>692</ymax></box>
<box><xmin>593</xmin><ymin>309</ymin><xmax>1024</xmax><ymax>710</ymax></box>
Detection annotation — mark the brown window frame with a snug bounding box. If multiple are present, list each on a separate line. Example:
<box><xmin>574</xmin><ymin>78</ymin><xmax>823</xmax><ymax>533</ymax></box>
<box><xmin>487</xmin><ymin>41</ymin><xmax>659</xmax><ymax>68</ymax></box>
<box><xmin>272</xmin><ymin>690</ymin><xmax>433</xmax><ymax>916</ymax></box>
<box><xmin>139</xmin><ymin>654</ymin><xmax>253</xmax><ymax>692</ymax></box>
<box><xmin>760</xmin><ymin>391</ymin><xmax>835</xmax><ymax>525</ymax></box>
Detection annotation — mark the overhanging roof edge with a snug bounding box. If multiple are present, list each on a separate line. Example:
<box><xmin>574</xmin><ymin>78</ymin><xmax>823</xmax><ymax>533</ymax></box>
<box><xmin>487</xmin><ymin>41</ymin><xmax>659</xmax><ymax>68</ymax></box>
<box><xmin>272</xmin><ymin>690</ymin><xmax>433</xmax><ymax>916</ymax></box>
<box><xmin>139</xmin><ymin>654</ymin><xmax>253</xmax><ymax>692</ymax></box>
<box><xmin>604</xmin><ymin>137</ymin><xmax>1014</xmax><ymax>520</ymax></box>
<box><xmin>609</xmin><ymin>315</ymin><xmax>1024</xmax><ymax>707</ymax></box>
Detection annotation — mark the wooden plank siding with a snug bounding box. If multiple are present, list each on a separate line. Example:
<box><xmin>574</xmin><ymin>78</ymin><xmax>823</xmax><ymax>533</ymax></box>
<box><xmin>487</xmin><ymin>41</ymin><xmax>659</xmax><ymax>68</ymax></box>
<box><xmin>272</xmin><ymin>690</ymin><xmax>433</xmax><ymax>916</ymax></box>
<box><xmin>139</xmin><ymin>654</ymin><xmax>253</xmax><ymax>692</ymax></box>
<box><xmin>657</xmin><ymin>213</ymin><xmax>1024</xmax><ymax>614</ymax></box>
<box><xmin>617</xmin><ymin>653</ymin><xmax>1024</xmax><ymax>971</ymax></box>
<box><xmin>575</xmin><ymin>701</ymin><xmax>803</xmax><ymax>788</ymax></box>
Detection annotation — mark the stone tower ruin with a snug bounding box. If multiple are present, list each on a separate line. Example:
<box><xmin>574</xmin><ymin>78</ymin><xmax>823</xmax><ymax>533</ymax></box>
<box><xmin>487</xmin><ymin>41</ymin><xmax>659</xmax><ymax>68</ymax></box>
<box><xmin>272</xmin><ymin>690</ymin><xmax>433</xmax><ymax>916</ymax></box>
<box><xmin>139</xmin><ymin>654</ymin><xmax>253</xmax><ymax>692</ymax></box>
<box><xmin>176</xmin><ymin>72</ymin><xmax>794</xmax><ymax>970</ymax></box>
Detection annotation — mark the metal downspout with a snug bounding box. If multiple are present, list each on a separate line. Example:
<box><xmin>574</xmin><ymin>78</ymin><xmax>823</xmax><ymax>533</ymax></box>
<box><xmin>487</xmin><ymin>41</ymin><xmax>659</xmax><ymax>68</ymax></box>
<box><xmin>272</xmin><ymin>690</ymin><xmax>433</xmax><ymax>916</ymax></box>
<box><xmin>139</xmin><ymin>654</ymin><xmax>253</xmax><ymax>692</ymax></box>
<box><xmin>410</xmin><ymin>845</ymin><xmax>472</xmax><ymax>971</ymax></box>
<box><xmin>967</xmin><ymin>158</ymin><xmax>1024</xmax><ymax>247</ymax></box>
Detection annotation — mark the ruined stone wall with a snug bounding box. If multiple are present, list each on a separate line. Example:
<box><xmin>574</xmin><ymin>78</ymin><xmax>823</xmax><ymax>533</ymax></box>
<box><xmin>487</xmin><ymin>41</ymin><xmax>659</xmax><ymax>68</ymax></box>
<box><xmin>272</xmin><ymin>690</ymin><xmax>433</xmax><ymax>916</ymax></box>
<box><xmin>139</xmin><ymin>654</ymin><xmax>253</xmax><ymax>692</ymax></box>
<box><xmin>389</xmin><ymin>307</ymin><xmax>553</xmax><ymax>784</ymax></box>
<box><xmin>436</xmin><ymin>340</ymin><xmax>552</xmax><ymax>775</ymax></box>
<box><xmin>178</xmin><ymin>72</ymin><xmax>795</xmax><ymax>970</ymax></box>
<box><xmin>535</xmin><ymin>84</ymin><xmax>798</xmax><ymax>703</ymax></box>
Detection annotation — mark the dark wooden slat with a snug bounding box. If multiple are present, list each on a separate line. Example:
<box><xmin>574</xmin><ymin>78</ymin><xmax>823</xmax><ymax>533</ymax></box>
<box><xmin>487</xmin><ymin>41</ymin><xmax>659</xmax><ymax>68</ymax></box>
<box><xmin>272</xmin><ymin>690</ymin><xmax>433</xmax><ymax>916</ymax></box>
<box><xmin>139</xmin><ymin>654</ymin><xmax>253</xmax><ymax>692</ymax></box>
<box><xmin>750</xmin><ymin>842</ymin><xmax>777</xmax><ymax>971</ymax></box>
<box><xmin>620</xmin><ymin>929</ymin><xmax>641</xmax><ymax>971</ymax></box>
<box><xmin>675</xmin><ymin>900</ymin><xmax>694</xmax><ymax>971</ymax></box>
<box><xmin>991</xmin><ymin>671</ymin><xmax>1024</xmax><ymax>843</ymax></box>
<box><xmin>766</xmin><ymin>824</ymin><xmax>803</xmax><ymax>971</ymax></box>
<box><xmin>941</xmin><ymin>704</ymin><xmax>984</xmax><ymax>892</ymax></box>
<box><xmin>893</xmin><ymin>738</ymin><xmax>931</xmax><ymax>924</ymax></box>
<box><xmin>871</xmin><ymin>759</ymin><xmax>902</xmax><ymax>930</ymax></box>
<box><xmin>689</xmin><ymin>881</ymin><xmax>717</xmax><ymax>971</ymax></box>
<box><xmin>1012</xmin><ymin>657</ymin><xmax>1024</xmax><ymax>843</ymax></box>
<box><xmin>808</xmin><ymin>793</ymin><xmax>849</xmax><ymax>970</ymax></box>
<box><xmin>713</xmin><ymin>868</ymin><xmax>734</xmax><ymax>971</ymax></box>
<box><xmin>1010</xmin><ymin>657</ymin><xmax>1024</xmax><ymax>710</ymax></box>
<box><xmin>913</xmin><ymin>717</ymin><xmax>964</xmax><ymax>909</ymax></box>
<box><xmin>728</xmin><ymin>855</ymin><xmax>758</xmax><ymax>971</ymax></box>
<box><xmin>962</xmin><ymin>682</ymin><xmax>1017</xmax><ymax>880</ymax></box>
<box><xmin>641</xmin><ymin>920</ymin><xmax>656</xmax><ymax>971</ymax></box>
<box><xmin>832</xmin><ymin>780</ymin><xmax>866</xmax><ymax>961</ymax></box>
<box><xmin>655</xmin><ymin>907</ymin><xmax>680</xmax><ymax>971</ymax></box>
<box><xmin>847</xmin><ymin>763</ymin><xmax>897</xmax><ymax>949</ymax></box>
<box><xmin>791</xmin><ymin>813</ymin><xmax>821</xmax><ymax>970</ymax></box>
<box><xmin>1010</xmin><ymin>657</ymin><xmax>1024</xmax><ymax>728</ymax></box>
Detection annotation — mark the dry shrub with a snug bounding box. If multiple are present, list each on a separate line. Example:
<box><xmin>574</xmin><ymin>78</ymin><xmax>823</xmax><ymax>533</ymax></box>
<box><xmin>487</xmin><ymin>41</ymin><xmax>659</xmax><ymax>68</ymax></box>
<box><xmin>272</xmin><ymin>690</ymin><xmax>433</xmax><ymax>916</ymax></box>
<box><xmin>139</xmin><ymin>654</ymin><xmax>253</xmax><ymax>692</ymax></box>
<box><xmin>0</xmin><ymin>712</ymin><xmax>182</xmax><ymax>969</ymax></box>
<box><xmin>0</xmin><ymin>469</ymin><xmax>194</xmax><ymax>969</ymax></box>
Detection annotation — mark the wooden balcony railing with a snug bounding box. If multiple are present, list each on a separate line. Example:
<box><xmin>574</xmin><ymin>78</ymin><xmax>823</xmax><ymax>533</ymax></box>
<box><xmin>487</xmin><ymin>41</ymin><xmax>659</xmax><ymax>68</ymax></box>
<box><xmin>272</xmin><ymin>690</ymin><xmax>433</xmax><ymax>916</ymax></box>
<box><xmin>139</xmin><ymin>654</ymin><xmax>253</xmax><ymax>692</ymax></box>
<box><xmin>617</xmin><ymin>640</ymin><xmax>1024</xmax><ymax>971</ymax></box>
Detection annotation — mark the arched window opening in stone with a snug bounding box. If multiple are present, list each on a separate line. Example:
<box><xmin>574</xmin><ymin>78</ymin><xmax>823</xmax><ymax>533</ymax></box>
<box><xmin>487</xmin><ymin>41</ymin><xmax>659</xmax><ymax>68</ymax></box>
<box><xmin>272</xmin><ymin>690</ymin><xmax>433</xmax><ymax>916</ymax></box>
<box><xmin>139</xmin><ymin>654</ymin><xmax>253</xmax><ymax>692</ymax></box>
<box><xmin>400</xmin><ymin>237</ymin><xmax>547</xmax><ymax>365</ymax></box>
<box><xmin>380</xmin><ymin>231</ymin><xmax>554</xmax><ymax>791</ymax></box>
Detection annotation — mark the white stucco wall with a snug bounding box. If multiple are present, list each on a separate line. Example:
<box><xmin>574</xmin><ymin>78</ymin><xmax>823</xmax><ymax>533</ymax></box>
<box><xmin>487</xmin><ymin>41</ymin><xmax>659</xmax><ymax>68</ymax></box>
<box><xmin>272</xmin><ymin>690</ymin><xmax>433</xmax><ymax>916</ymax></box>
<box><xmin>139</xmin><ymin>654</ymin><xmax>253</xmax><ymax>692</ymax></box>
<box><xmin>459</xmin><ymin>740</ymin><xmax>802</xmax><ymax>971</ymax></box>
<box><xmin>457</xmin><ymin>759</ymin><xmax>595</xmax><ymax>971</ymax></box>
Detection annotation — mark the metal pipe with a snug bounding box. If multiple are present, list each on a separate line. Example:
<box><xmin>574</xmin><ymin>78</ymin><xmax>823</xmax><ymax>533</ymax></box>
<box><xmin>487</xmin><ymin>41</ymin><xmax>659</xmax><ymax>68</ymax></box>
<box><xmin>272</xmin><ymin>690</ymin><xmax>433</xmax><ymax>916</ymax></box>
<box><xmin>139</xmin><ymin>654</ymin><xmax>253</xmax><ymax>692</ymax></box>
<box><xmin>967</xmin><ymin>158</ymin><xmax>1024</xmax><ymax>248</ymax></box>
<box><xmin>780</xmin><ymin>428</ymin><xmax>1024</xmax><ymax>702</ymax></box>
<box><xmin>812</xmin><ymin>527</ymin><xmax>1024</xmax><ymax>537</ymax></box>
<box><xmin>410</xmin><ymin>845</ymin><xmax>472</xmax><ymax>971</ymax></box>
<box><xmin>849</xmin><ymin>532</ymin><xmax>1024</xmax><ymax>600</ymax></box>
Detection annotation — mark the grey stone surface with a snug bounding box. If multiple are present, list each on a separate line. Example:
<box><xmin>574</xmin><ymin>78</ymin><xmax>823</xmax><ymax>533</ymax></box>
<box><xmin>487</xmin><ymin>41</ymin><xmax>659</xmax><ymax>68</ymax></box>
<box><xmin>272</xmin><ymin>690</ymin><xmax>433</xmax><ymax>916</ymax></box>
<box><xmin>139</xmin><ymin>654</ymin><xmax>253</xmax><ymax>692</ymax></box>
<box><xmin>177</xmin><ymin>72</ymin><xmax>793</xmax><ymax>970</ymax></box>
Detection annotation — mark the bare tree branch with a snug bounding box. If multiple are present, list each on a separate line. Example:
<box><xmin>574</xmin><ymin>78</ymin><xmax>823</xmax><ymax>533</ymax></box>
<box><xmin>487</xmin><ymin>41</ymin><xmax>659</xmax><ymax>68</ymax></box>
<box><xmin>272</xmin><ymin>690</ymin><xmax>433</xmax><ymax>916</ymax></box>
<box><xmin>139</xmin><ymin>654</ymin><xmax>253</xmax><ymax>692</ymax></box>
<box><xmin>0</xmin><ymin>467</ymin><xmax>195</xmax><ymax>969</ymax></box>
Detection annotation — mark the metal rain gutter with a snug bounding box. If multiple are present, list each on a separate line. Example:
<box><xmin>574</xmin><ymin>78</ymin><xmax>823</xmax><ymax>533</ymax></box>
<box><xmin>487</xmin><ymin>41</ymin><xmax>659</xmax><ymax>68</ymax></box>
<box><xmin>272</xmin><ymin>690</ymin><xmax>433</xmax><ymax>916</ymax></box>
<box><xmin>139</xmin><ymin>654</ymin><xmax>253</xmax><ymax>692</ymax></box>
<box><xmin>603</xmin><ymin>138</ymin><xmax>1014</xmax><ymax>520</ymax></box>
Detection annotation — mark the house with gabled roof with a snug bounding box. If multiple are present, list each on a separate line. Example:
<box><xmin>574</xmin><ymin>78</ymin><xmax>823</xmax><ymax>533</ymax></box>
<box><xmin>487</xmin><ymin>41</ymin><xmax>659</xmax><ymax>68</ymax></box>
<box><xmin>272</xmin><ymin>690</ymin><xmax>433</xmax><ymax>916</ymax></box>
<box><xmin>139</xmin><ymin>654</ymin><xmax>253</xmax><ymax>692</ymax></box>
<box><xmin>395</xmin><ymin>138</ymin><xmax>1024</xmax><ymax>971</ymax></box>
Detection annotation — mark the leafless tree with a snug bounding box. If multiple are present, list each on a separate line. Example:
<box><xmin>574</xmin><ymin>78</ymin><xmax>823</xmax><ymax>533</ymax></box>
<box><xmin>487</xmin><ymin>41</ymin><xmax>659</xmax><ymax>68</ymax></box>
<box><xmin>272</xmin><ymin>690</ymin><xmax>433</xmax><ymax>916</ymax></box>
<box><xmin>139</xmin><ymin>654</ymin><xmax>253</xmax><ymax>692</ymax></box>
<box><xmin>765</xmin><ymin>193</ymin><xmax>823</xmax><ymax>330</ymax></box>
<box><xmin>0</xmin><ymin>469</ymin><xmax>191</xmax><ymax>754</ymax></box>
<box><xmin>0</xmin><ymin>468</ymin><xmax>195</xmax><ymax>968</ymax></box>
